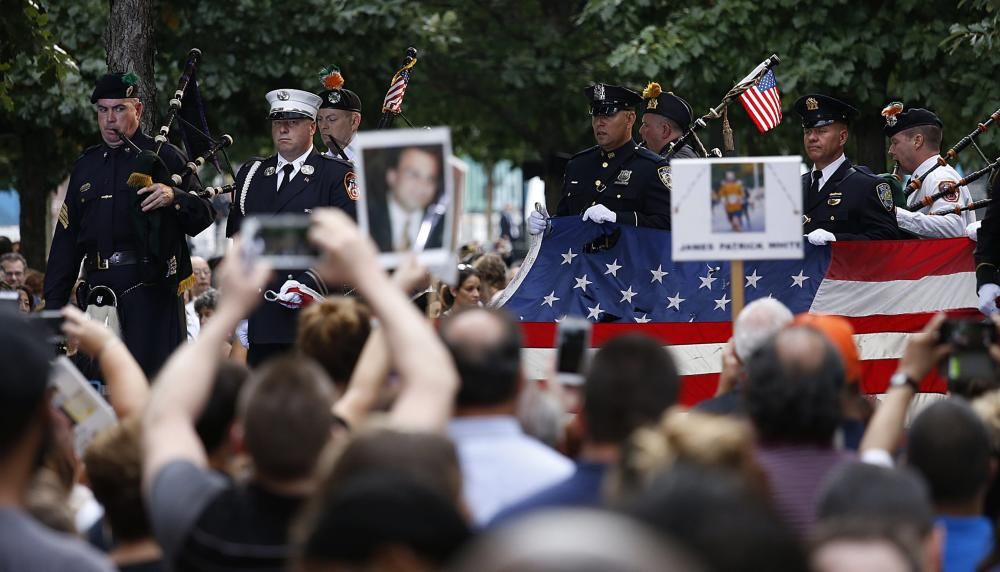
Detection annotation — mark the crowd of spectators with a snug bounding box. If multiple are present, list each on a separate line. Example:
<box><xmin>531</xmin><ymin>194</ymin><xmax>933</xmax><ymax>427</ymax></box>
<box><xmin>4</xmin><ymin>216</ymin><xmax>1000</xmax><ymax>572</ymax></box>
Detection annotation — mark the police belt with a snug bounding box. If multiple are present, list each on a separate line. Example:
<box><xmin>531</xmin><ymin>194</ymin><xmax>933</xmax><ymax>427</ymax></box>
<box><xmin>85</xmin><ymin>250</ymin><xmax>138</xmax><ymax>271</ymax></box>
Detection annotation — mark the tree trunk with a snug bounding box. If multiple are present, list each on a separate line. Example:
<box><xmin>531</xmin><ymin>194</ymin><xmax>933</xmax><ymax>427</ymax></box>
<box><xmin>544</xmin><ymin>151</ymin><xmax>569</xmax><ymax>214</ymax></box>
<box><xmin>106</xmin><ymin>0</ymin><xmax>157</xmax><ymax>134</ymax></box>
<box><xmin>484</xmin><ymin>162</ymin><xmax>495</xmax><ymax>240</ymax></box>
<box><xmin>16</xmin><ymin>126</ymin><xmax>55</xmax><ymax>272</ymax></box>
<box><xmin>852</xmin><ymin>111</ymin><xmax>888</xmax><ymax>173</ymax></box>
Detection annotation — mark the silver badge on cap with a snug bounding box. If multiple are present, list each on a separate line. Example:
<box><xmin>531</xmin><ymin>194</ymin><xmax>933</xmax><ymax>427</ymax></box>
<box><xmin>594</xmin><ymin>83</ymin><xmax>605</xmax><ymax>101</ymax></box>
<box><xmin>277</xmin><ymin>91</ymin><xmax>290</xmax><ymax>101</ymax></box>
<box><xmin>327</xmin><ymin>91</ymin><xmax>341</xmax><ymax>104</ymax></box>
<box><xmin>301</xmin><ymin>165</ymin><xmax>314</xmax><ymax>175</ymax></box>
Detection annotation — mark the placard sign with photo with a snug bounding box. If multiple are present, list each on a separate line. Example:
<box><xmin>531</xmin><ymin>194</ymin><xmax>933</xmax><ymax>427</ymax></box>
<box><xmin>670</xmin><ymin>156</ymin><xmax>804</xmax><ymax>261</ymax></box>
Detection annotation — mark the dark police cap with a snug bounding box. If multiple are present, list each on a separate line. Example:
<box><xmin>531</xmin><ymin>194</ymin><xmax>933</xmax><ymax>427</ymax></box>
<box><xmin>317</xmin><ymin>66</ymin><xmax>363</xmax><ymax>112</ymax></box>
<box><xmin>883</xmin><ymin>105</ymin><xmax>942</xmax><ymax>138</ymax></box>
<box><xmin>90</xmin><ymin>72</ymin><xmax>140</xmax><ymax>103</ymax></box>
<box><xmin>584</xmin><ymin>83</ymin><xmax>643</xmax><ymax>117</ymax></box>
<box><xmin>641</xmin><ymin>82</ymin><xmax>693</xmax><ymax>128</ymax></box>
<box><xmin>793</xmin><ymin>94</ymin><xmax>859</xmax><ymax>128</ymax></box>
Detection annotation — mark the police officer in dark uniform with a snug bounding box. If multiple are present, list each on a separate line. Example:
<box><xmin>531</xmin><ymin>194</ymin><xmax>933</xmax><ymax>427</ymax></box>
<box><xmin>794</xmin><ymin>94</ymin><xmax>898</xmax><ymax>244</ymax></box>
<box><xmin>638</xmin><ymin>82</ymin><xmax>698</xmax><ymax>159</ymax></box>
<box><xmin>974</xmin><ymin>173</ymin><xmax>1000</xmax><ymax>314</ymax></box>
<box><xmin>225</xmin><ymin>88</ymin><xmax>357</xmax><ymax>366</ymax></box>
<box><xmin>528</xmin><ymin>83</ymin><xmax>673</xmax><ymax>234</ymax></box>
<box><xmin>44</xmin><ymin>72</ymin><xmax>215</xmax><ymax>375</ymax></box>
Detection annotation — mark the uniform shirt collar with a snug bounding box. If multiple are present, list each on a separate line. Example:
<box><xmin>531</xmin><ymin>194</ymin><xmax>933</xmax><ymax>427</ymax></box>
<box><xmin>912</xmin><ymin>155</ymin><xmax>940</xmax><ymax>180</ymax></box>
<box><xmin>600</xmin><ymin>140</ymin><xmax>637</xmax><ymax>159</ymax></box>
<box><xmin>104</xmin><ymin>129</ymin><xmax>149</xmax><ymax>153</ymax></box>
<box><xmin>276</xmin><ymin>146</ymin><xmax>314</xmax><ymax>173</ymax></box>
<box><xmin>811</xmin><ymin>153</ymin><xmax>847</xmax><ymax>190</ymax></box>
<box><xmin>343</xmin><ymin>140</ymin><xmax>358</xmax><ymax>162</ymax></box>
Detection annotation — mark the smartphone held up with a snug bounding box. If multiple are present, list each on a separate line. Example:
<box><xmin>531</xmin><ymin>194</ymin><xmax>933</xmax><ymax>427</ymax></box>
<box><xmin>939</xmin><ymin>317</ymin><xmax>999</xmax><ymax>396</ymax></box>
<box><xmin>240</xmin><ymin>214</ymin><xmax>317</xmax><ymax>270</ymax></box>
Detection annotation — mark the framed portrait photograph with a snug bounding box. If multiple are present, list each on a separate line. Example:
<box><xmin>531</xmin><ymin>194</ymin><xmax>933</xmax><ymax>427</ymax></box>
<box><xmin>670</xmin><ymin>156</ymin><xmax>804</xmax><ymax>261</ymax></box>
<box><xmin>353</xmin><ymin>127</ymin><xmax>455</xmax><ymax>269</ymax></box>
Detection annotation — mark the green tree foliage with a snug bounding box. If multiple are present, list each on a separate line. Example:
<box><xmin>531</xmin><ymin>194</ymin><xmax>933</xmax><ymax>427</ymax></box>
<box><xmin>944</xmin><ymin>0</ymin><xmax>1000</xmax><ymax>55</ymax></box>
<box><xmin>581</xmin><ymin>0</ymin><xmax>1000</xmax><ymax>171</ymax></box>
<box><xmin>0</xmin><ymin>0</ymin><xmax>106</xmax><ymax>269</ymax></box>
<box><xmin>155</xmin><ymin>0</ymin><xmax>632</xmax><ymax>205</ymax></box>
<box><xmin>6</xmin><ymin>0</ymin><xmax>1000</xmax><ymax>271</ymax></box>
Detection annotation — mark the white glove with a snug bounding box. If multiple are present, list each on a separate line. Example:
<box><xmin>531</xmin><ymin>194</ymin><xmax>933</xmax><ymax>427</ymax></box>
<box><xmin>582</xmin><ymin>204</ymin><xmax>617</xmax><ymax>224</ymax></box>
<box><xmin>978</xmin><ymin>283</ymin><xmax>1000</xmax><ymax>316</ymax></box>
<box><xmin>527</xmin><ymin>208</ymin><xmax>548</xmax><ymax>235</ymax></box>
<box><xmin>275</xmin><ymin>279</ymin><xmax>322</xmax><ymax>309</ymax></box>
<box><xmin>967</xmin><ymin>220</ymin><xmax>982</xmax><ymax>242</ymax></box>
<box><xmin>806</xmin><ymin>228</ymin><xmax>837</xmax><ymax>246</ymax></box>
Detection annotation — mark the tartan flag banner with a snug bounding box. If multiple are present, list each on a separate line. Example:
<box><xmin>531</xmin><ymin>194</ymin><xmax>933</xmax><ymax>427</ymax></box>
<box><xmin>495</xmin><ymin>218</ymin><xmax>978</xmax><ymax>405</ymax></box>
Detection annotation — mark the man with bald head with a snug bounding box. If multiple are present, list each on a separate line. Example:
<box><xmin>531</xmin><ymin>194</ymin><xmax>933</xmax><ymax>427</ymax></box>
<box><xmin>440</xmin><ymin>307</ymin><xmax>573</xmax><ymax>525</ymax></box>
<box><xmin>744</xmin><ymin>325</ymin><xmax>852</xmax><ymax>535</ymax></box>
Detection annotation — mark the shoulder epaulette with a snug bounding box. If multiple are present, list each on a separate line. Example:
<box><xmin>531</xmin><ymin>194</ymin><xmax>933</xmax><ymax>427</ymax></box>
<box><xmin>77</xmin><ymin>144</ymin><xmax>103</xmax><ymax>161</ymax></box>
<box><xmin>853</xmin><ymin>165</ymin><xmax>879</xmax><ymax>178</ymax></box>
<box><xmin>319</xmin><ymin>154</ymin><xmax>353</xmax><ymax>168</ymax></box>
<box><xmin>570</xmin><ymin>145</ymin><xmax>600</xmax><ymax>159</ymax></box>
<box><xmin>633</xmin><ymin>146</ymin><xmax>666</xmax><ymax>163</ymax></box>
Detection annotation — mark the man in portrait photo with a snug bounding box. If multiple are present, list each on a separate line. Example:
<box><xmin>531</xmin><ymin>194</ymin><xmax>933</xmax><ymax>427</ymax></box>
<box><xmin>366</xmin><ymin>145</ymin><xmax>445</xmax><ymax>252</ymax></box>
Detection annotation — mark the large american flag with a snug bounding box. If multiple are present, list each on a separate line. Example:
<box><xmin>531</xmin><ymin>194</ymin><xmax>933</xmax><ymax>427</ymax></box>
<box><xmin>382</xmin><ymin>67</ymin><xmax>412</xmax><ymax>113</ymax></box>
<box><xmin>495</xmin><ymin>218</ymin><xmax>978</xmax><ymax>405</ymax></box>
<box><xmin>739</xmin><ymin>70</ymin><xmax>782</xmax><ymax>133</ymax></box>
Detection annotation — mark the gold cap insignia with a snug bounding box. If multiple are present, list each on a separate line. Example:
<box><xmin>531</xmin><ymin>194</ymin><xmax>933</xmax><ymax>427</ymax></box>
<box><xmin>647</xmin><ymin>98</ymin><xmax>658</xmax><ymax>110</ymax></box>
<box><xmin>806</xmin><ymin>97</ymin><xmax>819</xmax><ymax>111</ymax></box>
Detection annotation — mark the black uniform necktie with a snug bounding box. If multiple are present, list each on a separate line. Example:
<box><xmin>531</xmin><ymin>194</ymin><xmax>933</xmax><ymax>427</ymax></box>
<box><xmin>811</xmin><ymin>170</ymin><xmax>822</xmax><ymax>194</ymax></box>
<box><xmin>277</xmin><ymin>164</ymin><xmax>294</xmax><ymax>193</ymax></box>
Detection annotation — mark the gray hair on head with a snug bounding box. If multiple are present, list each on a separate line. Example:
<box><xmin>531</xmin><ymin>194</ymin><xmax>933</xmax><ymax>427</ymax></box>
<box><xmin>733</xmin><ymin>298</ymin><xmax>793</xmax><ymax>362</ymax></box>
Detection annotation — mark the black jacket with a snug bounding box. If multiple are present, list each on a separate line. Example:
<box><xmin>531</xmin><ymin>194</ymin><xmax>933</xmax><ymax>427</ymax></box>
<box><xmin>801</xmin><ymin>160</ymin><xmax>899</xmax><ymax>241</ymax></box>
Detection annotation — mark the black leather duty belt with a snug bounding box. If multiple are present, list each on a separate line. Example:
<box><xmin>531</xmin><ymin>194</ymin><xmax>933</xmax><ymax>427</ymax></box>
<box><xmin>85</xmin><ymin>251</ymin><xmax>138</xmax><ymax>271</ymax></box>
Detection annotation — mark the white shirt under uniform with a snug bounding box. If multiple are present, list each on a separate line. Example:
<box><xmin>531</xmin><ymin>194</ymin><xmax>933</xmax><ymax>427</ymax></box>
<box><xmin>896</xmin><ymin>155</ymin><xmax>974</xmax><ymax>238</ymax></box>
<box><xmin>322</xmin><ymin>140</ymin><xmax>357</xmax><ymax>163</ymax></box>
<box><xmin>275</xmin><ymin>146</ymin><xmax>313</xmax><ymax>192</ymax></box>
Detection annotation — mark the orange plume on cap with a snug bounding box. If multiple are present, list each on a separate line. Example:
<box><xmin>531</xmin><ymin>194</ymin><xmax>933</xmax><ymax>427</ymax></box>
<box><xmin>881</xmin><ymin>101</ymin><xmax>904</xmax><ymax>119</ymax></box>
<box><xmin>642</xmin><ymin>82</ymin><xmax>662</xmax><ymax>100</ymax></box>
<box><xmin>320</xmin><ymin>66</ymin><xmax>345</xmax><ymax>90</ymax></box>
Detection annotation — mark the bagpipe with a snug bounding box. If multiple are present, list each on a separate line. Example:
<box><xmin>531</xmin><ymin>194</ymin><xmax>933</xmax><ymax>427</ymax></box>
<box><xmin>914</xmin><ymin>154</ymin><xmax>999</xmax><ymax>212</ymax></box>
<box><xmin>903</xmin><ymin>105</ymin><xmax>1000</xmax><ymax>200</ymax></box>
<box><xmin>113</xmin><ymin>48</ymin><xmax>237</xmax><ymax>293</ymax></box>
<box><xmin>124</xmin><ymin>48</ymin><xmax>237</xmax><ymax>199</ymax></box>
<box><xmin>663</xmin><ymin>54</ymin><xmax>781</xmax><ymax>159</ymax></box>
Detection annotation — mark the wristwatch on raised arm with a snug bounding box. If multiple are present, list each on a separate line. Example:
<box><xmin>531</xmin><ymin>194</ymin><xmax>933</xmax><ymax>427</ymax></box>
<box><xmin>889</xmin><ymin>371</ymin><xmax>919</xmax><ymax>392</ymax></box>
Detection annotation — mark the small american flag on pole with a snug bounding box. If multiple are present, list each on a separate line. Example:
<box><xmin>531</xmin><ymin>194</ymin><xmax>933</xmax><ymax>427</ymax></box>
<box><xmin>739</xmin><ymin>70</ymin><xmax>782</xmax><ymax>133</ymax></box>
<box><xmin>382</xmin><ymin>67</ymin><xmax>412</xmax><ymax>113</ymax></box>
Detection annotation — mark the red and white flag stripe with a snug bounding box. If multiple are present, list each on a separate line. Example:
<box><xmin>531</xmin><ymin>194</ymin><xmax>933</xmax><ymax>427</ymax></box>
<box><xmin>519</xmin><ymin>239</ymin><xmax>980</xmax><ymax>406</ymax></box>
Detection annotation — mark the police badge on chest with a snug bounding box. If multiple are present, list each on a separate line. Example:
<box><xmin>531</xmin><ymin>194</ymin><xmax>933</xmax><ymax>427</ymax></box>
<box><xmin>615</xmin><ymin>170</ymin><xmax>632</xmax><ymax>185</ymax></box>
